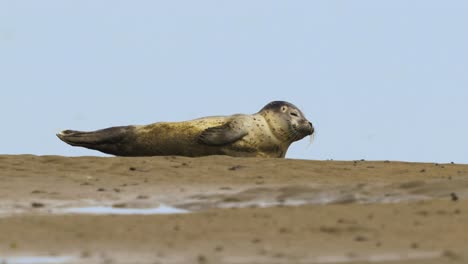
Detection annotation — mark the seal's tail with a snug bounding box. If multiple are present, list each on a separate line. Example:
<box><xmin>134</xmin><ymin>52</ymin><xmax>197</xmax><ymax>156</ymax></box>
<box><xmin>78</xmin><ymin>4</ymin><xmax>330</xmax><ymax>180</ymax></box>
<box><xmin>56</xmin><ymin>126</ymin><xmax>135</xmax><ymax>155</ymax></box>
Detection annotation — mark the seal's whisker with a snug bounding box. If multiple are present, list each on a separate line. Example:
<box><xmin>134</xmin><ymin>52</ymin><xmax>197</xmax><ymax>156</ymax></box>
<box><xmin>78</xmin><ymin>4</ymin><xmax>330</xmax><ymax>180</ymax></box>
<box><xmin>308</xmin><ymin>131</ymin><xmax>315</xmax><ymax>147</ymax></box>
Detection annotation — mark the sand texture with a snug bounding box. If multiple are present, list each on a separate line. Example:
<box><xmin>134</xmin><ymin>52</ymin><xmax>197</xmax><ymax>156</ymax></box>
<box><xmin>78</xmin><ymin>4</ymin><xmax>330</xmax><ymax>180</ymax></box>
<box><xmin>0</xmin><ymin>155</ymin><xmax>467</xmax><ymax>263</ymax></box>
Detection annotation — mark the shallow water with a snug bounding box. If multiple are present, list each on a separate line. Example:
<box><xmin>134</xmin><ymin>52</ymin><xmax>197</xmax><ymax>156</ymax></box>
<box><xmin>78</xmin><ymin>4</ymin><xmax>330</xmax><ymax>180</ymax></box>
<box><xmin>0</xmin><ymin>251</ymin><xmax>443</xmax><ymax>264</ymax></box>
<box><xmin>56</xmin><ymin>204</ymin><xmax>189</xmax><ymax>215</ymax></box>
<box><xmin>0</xmin><ymin>203</ymin><xmax>190</xmax><ymax>217</ymax></box>
<box><xmin>0</xmin><ymin>256</ymin><xmax>74</xmax><ymax>264</ymax></box>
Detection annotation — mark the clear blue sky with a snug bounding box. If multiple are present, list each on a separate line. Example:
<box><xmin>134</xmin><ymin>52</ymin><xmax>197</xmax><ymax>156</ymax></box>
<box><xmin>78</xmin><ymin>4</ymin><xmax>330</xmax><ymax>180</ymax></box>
<box><xmin>1</xmin><ymin>1</ymin><xmax>467</xmax><ymax>163</ymax></box>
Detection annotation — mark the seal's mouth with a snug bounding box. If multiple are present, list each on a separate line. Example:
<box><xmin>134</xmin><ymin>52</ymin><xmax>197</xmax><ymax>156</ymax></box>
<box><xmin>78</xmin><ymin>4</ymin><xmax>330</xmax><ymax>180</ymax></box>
<box><xmin>290</xmin><ymin>121</ymin><xmax>314</xmax><ymax>141</ymax></box>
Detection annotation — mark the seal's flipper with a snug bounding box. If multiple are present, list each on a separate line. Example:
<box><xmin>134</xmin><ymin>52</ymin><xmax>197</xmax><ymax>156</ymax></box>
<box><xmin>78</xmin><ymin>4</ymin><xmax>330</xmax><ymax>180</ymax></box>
<box><xmin>56</xmin><ymin>126</ymin><xmax>138</xmax><ymax>156</ymax></box>
<box><xmin>57</xmin><ymin>126</ymin><xmax>132</xmax><ymax>146</ymax></box>
<box><xmin>198</xmin><ymin>123</ymin><xmax>248</xmax><ymax>146</ymax></box>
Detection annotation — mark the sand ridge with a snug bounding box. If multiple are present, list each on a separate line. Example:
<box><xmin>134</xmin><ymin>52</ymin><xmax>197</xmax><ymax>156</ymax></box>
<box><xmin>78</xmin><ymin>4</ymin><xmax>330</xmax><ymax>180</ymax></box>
<box><xmin>0</xmin><ymin>155</ymin><xmax>467</xmax><ymax>263</ymax></box>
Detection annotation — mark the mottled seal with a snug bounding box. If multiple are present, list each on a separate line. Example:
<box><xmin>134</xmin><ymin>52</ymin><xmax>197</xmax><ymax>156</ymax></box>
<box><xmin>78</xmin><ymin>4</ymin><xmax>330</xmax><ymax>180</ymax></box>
<box><xmin>57</xmin><ymin>101</ymin><xmax>314</xmax><ymax>158</ymax></box>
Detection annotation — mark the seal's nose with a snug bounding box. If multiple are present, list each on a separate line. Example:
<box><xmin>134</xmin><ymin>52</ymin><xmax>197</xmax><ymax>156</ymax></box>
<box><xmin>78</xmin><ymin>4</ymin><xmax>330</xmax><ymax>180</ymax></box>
<box><xmin>308</xmin><ymin>121</ymin><xmax>314</xmax><ymax>134</ymax></box>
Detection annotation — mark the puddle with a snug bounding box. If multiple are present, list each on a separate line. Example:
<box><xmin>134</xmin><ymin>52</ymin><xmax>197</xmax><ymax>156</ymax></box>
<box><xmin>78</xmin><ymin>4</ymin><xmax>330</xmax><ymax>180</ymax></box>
<box><xmin>0</xmin><ymin>256</ymin><xmax>74</xmax><ymax>264</ymax></box>
<box><xmin>0</xmin><ymin>201</ymin><xmax>190</xmax><ymax>217</ymax></box>
<box><xmin>56</xmin><ymin>204</ymin><xmax>189</xmax><ymax>215</ymax></box>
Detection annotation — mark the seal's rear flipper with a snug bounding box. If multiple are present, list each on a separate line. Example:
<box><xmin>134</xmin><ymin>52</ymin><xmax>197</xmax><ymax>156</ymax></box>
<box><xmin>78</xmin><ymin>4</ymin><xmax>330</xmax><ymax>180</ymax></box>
<box><xmin>57</xmin><ymin>126</ymin><xmax>132</xmax><ymax>147</ymax></box>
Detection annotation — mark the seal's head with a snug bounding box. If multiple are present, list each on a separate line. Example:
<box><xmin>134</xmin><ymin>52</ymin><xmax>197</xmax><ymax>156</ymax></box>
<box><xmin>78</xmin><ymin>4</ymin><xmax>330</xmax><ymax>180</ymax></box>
<box><xmin>259</xmin><ymin>101</ymin><xmax>314</xmax><ymax>142</ymax></box>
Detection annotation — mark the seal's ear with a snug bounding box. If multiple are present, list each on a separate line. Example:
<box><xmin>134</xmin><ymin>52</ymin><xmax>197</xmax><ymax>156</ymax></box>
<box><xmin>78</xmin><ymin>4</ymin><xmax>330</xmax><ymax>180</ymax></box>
<box><xmin>198</xmin><ymin>123</ymin><xmax>248</xmax><ymax>146</ymax></box>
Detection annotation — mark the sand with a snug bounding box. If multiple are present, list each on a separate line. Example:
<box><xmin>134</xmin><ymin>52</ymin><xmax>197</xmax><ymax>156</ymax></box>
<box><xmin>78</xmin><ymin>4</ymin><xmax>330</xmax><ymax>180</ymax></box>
<box><xmin>0</xmin><ymin>155</ymin><xmax>467</xmax><ymax>263</ymax></box>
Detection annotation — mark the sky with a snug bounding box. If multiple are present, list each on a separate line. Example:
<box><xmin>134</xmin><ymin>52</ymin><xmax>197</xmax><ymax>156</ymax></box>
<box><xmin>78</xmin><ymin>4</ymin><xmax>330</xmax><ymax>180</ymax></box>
<box><xmin>1</xmin><ymin>1</ymin><xmax>467</xmax><ymax>163</ymax></box>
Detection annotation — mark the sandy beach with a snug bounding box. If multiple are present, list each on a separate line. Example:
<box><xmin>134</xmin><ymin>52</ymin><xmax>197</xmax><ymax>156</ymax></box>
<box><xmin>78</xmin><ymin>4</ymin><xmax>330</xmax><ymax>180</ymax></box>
<box><xmin>0</xmin><ymin>155</ymin><xmax>467</xmax><ymax>263</ymax></box>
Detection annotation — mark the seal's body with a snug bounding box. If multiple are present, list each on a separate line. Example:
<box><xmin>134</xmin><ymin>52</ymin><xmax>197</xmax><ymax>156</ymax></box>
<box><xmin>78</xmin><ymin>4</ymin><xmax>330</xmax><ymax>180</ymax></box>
<box><xmin>57</xmin><ymin>101</ymin><xmax>314</xmax><ymax>158</ymax></box>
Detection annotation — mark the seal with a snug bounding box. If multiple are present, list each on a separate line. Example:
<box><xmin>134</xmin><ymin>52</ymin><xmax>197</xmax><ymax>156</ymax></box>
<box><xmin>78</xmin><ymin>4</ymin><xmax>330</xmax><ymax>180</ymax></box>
<box><xmin>57</xmin><ymin>101</ymin><xmax>314</xmax><ymax>158</ymax></box>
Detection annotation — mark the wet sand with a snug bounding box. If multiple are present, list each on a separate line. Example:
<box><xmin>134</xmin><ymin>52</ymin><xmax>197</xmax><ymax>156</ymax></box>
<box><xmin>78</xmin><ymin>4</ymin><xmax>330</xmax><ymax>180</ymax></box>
<box><xmin>0</xmin><ymin>155</ymin><xmax>467</xmax><ymax>263</ymax></box>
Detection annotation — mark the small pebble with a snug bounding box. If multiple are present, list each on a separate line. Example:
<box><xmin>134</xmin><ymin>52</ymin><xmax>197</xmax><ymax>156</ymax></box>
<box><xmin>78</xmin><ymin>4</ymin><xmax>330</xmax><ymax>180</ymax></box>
<box><xmin>354</xmin><ymin>235</ymin><xmax>368</xmax><ymax>242</ymax></box>
<box><xmin>450</xmin><ymin>193</ymin><xmax>459</xmax><ymax>201</ymax></box>
<box><xmin>252</xmin><ymin>238</ymin><xmax>261</xmax><ymax>244</ymax></box>
<box><xmin>228</xmin><ymin>165</ymin><xmax>243</xmax><ymax>171</ymax></box>
<box><xmin>197</xmin><ymin>255</ymin><xmax>207</xmax><ymax>263</ymax></box>
<box><xmin>31</xmin><ymin>202</ymin><xmax>45</xmax><ymax>208</ymax></box>
<box><xmin>214</xmin><ymin>245</ymin><xmax>224</xmax><ymax>252</ymax></box>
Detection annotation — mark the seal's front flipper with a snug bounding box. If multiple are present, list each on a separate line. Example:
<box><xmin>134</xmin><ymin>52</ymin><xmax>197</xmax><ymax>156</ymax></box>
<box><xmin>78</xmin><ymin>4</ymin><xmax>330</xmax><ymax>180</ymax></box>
<box><xmin>198</xmin><ymin>123</ymin><xmax>248</xmax><ymax>146</ymax></box>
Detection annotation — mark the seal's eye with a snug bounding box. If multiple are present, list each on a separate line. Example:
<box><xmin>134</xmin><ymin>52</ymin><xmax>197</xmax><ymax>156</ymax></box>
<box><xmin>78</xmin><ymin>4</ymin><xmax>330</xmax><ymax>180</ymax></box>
<box><xmin>290</xmin><ymin>112</ymin><xmax>298</xmax><ymax>117</ymax></box>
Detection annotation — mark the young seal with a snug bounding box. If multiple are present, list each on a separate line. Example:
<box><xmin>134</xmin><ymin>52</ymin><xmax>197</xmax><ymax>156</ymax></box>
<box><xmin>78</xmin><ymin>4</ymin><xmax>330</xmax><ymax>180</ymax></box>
<box><xmin>57</xmin><ymin>101</ymin><xmax>314</xmax><ymax>158</ymax></box>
